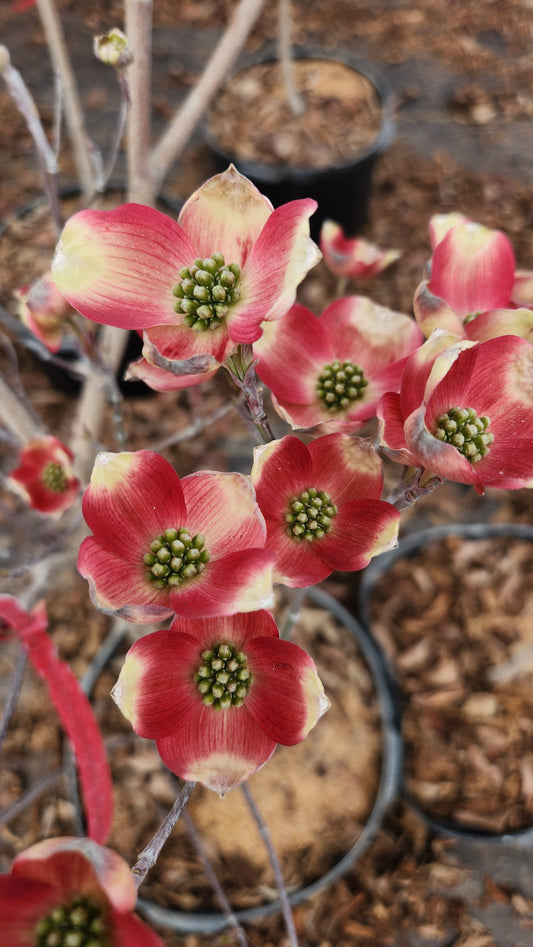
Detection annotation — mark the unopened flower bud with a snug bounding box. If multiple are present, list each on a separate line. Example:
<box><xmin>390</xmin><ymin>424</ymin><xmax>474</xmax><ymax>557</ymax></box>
<box><xmin>93</xmin><ymin>28</ymin><xmax>133</xmax><ymax>69</ymax></box>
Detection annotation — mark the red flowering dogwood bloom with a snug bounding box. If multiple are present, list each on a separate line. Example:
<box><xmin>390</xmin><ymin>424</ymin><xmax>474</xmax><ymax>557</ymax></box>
<box><xmin>254</xmin><ymin>298</ymin><xmax>423</xmax><ymax>433</ymax></box>
<box><xmin>0</xmin><ymin>596</ymin><xmax>113</xmax><ymax>844</ymax></box>
<box><xmin>378</xmin><ymin>330</ymin><xmax>533</xmax><ymax>492</ymax></box>
<box><xmin>8</xmin><ymin>435</ymin><xmax>80</xmax><ymax>515</ymax></box>
<box><xmin>16</xmin><ymin>271</ymin><xmax>76</xmax><ymax>353</ymax></box>
<box><xmin>320</xmin><ymin>219</ymin><xmax>401</xmax><ymax>280</ymax></box>
<box><xmin>413</xmin><ymin>214</ymin><xmax>533</xmax><ymax>342</ymax></box>
<box><xmin>251</xmin><ymin>434</ymin><xmax>400</xmax><ymax>587</ymax></box>
<box><xmin>112</xmin><ymin>610</ymin><xmax>329</xmax><ymax>794</ymax></box>
<box><xmin>51</xmin><ymin>166</ymin><xmax>321</xmax><ymax>389</ymax></box>
<box><xmin>0</xmin><ymin>836</ymin><xmax>165</xmax><ymax>946</ymax></box>
<box><xmin>78</xmin><ymin>449</ymin><xmax>275</xmax><ymax>622</ymax></box>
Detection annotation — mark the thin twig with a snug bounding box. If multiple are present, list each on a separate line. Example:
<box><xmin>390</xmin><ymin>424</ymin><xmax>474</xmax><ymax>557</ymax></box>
<box><xmin>36</xmin><ymin>0</ymin><xmax>95</xmax><ymax>200</ymax></box>
<box><xmin>132</xmin><ymin>781</ymin><xmax>196</xmax><ymax>888</ymax></box>
<box><xmin>279</xmin><ymin>587</ymin><xmax>307</xmax><ymax>640</ymax></box>
<box><xmin>149</xmin><ymin>0</ymin><xmax>268</xmax><ymax>195</ymax></box>
<box><xmin>0</xmin><ymin>371</ymin><xmax>45</xmax><ymax>443</ymax></box>
<box><xmin>278</xmin><ymin>0</ymin><xmax>305</xmax><ymax>116</ymax></box>
<box><xmin>0</xmin><ymin>46</ymin><xmax>62</xmax><ymax>231</ymax></box>
<box><xmin>99</xmin><ymin>72</ymin><xmax>130</xmax><ymax>192</ymax></box>
<box><xmin>150</xmin><ymin>401</ymin><xmax>232</xmax><ymax>452</ymax></box>
<box><xmin>183</xmin><ymin>808</ymin><xmax>250</xmax><ymax>947</ymax></box>
<box><xmin>125</xmin><ymin>0</ymin><xmax>153</xmax><ymax>204</ymax></box>
<box><xmin>0</xmin><ymin>767</ymin><xmax>64</xmax><ymax>828</ymax></box>
<box><xmin>69</xmin><ymin>327</ymin><xmax>129</xmax><ymax>485</ymax></box>
<box><xmin>0</xmin><ymin>646</ymin><xmax>27</xmax><ymax>755</ymax></box>
<box><xmin>241</xmin><ymin>782</ymin><xmax>299</xmax><ymax>947</ymax></box>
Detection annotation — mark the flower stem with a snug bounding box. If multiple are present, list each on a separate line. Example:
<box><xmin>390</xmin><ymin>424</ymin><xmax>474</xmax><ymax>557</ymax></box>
<box><xmin>132</xmin><ymin>780</ymin><xmax>196</xmax><ymax>888</ymax></box>
<box><xmin>241</xmin><ymin>782</ymin><xmax>299</xmax><ymax>947</ymax></box>
<box><xmin>225</xmin><ymin>345</ymin><xmax>276</xmax><ymax>444</ymax></box>
<box><xmin>149</xmin><ymin>0</ymin><xmax>268</xmax><ymax>195</ymax></box>
<box><xmin>386</xmin><ymin>466</ymin><xmax>443</xmax><ymax>512</ymax></box>
<box><xmin>183</xmin><ymin>809</ymin><xmax>250</xmax><ymax>947</ymax></box>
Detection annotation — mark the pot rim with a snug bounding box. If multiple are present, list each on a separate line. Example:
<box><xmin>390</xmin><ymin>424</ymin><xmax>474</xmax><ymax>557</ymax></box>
<box><xmin>204</xmin><ymin>44</ymin><xmax>395</xmax><ymax>184</ymax></box>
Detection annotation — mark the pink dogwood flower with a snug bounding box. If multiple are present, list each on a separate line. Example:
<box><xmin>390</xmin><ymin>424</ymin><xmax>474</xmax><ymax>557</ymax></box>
<box><xmin>78</xmin><ymin>450</ymin><xmax>275</xmax><ymax>623</ymax></box>
<box><xmin>0</xmin><ymin>836</ymin><xmax>165</xmax><ymax>946</ymax></box>
<box><xmin>0</xmin><ymin>596</ymin><xmax>113</xmax><ymax>844</ymax></box>
<box><xmin>51</xmin><ymin>166</ymin><xmax>321</xmax><ymax>389</ymax></box>
<box><xmin>8</xmin><ymin>435</ymin><xmax>80</xmax><ymax>515</ymax></box>
<box><xmin>413</xmin><ymin>214</ymin><xmax>533</xmax><ymax>341</ymax></box>
<box><xmin>320</xmin><ymin>219</ymin><xmax>401</xmax><ymax>280</ymax></box>
<box><xmin>251</xmin><ymin>434</ymin><xmax>400</xmax><ymax>587</ymax></box>
<box><xmin>16</xmin><ymin>271</ymin><xmax>76</xmax><ymax>353</ymax></box>
<box><xmin>112</xmin><ymin>610</ymin><xmax>329</xmax><ymax>795</ymax></box>
<box><xmin>378</xmin><ymin>330</ymin><xmax>533</xmax><ymax>492</ymax></box>
<box><xmin>254</xmin><ymin>298</ymin><xmax>423</xmax><ymax>433</ymax></box>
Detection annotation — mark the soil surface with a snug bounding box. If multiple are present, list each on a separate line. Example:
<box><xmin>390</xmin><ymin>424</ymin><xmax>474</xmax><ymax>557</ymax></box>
<box><xmin>1</xmin><ymin>2</ymin><xmax>533</xmax><ymax>946</ymax></box>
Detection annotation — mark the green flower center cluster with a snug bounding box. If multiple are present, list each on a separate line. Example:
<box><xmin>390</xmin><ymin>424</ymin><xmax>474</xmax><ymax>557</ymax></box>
<box><xmin>172</xmin><ymin>253</ymin><xmax>241</xmax><ymax>331</ymax></box>
<box><xmin>42</xmin><ymin>461</ymin><xmax>68</xmax><ymax>493</ymax></box>
<box><xmin>35</xmin><ymin>897</ymin><xmax>108</xmax><ymax>947</ymax></box>
<box><xmin>195</xmin><ymin>642</ymin><xmax>252</xmax><ymax>709</ymax></box>
<box><xmin>286</xmin><ymin>488</ymin><xmax>337</xmax><ymax>542</ymax></box>
<box><xmin>144</xmin><ymin>527</ymin><xmax>210</xmax><ymax>588</ymax></box>
<box><xmin>317</xmin><ymin>360</ymin><xmax>368</xmax><ymax>412</ymax></box>
<box><xmin>434</xmin><ymin>406</ymin><xmax>494</xmax><ymax>464</ymax></box>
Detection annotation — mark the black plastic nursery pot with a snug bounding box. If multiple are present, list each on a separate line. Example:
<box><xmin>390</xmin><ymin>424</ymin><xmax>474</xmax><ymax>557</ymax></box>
<box><xmin>204</xmin><ymin>46</ymin><xmax>394</xmax><ymax>242</ymax></box>
<box><xmin>357</xmin><ymin>522</ymin><xmax>533</xmax><ymax>846</ymax></box>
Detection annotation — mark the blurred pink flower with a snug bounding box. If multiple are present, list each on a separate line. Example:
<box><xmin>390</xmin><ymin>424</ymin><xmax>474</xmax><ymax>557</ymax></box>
<box><xmin>0</xmin><ymin>837</ymin><xmax>165</xmax><ymax>946</ymax></box>
<box><xmin>8</xmin><ymin>436</ymin><xmax>80</xmax><ymax>515</ymax></box>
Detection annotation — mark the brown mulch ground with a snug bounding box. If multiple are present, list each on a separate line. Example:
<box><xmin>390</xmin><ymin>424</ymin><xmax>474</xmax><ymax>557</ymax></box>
<box><xmin>1</xmin><ymin>2</ymin><xmax>533</xmax><ymax>946</ymax></box>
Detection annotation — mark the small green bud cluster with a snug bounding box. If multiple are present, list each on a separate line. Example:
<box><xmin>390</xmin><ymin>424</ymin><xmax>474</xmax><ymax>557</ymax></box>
<box><xmin>144</xmin><ymin>527</ymin><xmax>210</xmax><ymax>588</ymax></box>
<box><xmin>195</xmin><ymin>642</ymin><xmax>252</xmax><ymax>709</ymax></box>
<box><xmin>42</xmin><ymin>461</ymin><xmax>68</xmax><ymax>493</ymax></box>
<box><xmin>286</xmin><ymin>488</ymin><xmax>337</xmax><ymax>542</ymax></box>
<box><xmin>434</xmin><ymin>406</ymin><xmax>493</xmax><ymax>464</ymax></box>
<box><xmin>172</xmin><ymin>253</ymin><xmax>241</xmax><ymax>331</ymax></box>
<box><xmin>317</xmin><ymin>360</ymin><xmax>368</xmax><ymax>412</ymax></box>
<box><xmin>35</xmin><ymin>896</ymin><xmax>107</xmax><ymax>947</ymax></box>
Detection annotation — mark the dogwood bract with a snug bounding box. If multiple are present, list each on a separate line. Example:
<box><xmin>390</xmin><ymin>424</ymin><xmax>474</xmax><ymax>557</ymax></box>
<box><xmin>0</xmin><ymin>837</ymin><xmax>165</xmax><ymax>946</ymax></box>
<box><xmin>254</xmin><ymin>299</ymin><xmax>423</xmax><ymax>433</ymax></box>
<box><xmin>378</xmin><ymin>331</ymin><xmax>533</xmax><ymax>492</ymax></box>
<box><xmin>51</xmin><ymin>165</ymin><xmax>321</xmax><ymax>388</ymax></box>
<box><xmin>78</xmin><ymin>449</ymin><xmax>275</xmax><ymax>623</ymax></box>
<box><xmin>112</xmin><ymin>610</ymin><xmax>329</xmax><ymax>795</ymax></box>
<box><xmin>413</xmin><ymin>214</ymin><xmax>533</xmax><ymax>342</ymax></box>
<box><xmin>251</xmin><ymin>433</ymin><xmax>400</xmax><ymax>587</ymax></box>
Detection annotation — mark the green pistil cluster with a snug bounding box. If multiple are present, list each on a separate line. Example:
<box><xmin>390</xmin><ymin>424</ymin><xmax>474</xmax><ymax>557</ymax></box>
<box><xmin>172</xmin><ymin>253</ymin><xmax>241</xmax><ymax>331</ymax></box>
<box><xmin>144</xmin><ymin>527</ymin><xmax>210</xmax><ymax>588</ymax></box>
<box><xmin>35</xmin><ymin>896</ymin><xmax>108</xmax><ymax>947</ymax></box>
<box><xmin>434</xmin><ymin>406</ymin><xmax>494</xmax><ymax>464</ymax></box>
<box><xmin>195</xmin><ymin>642</ymin><xmax>252</xmax><ymax>709</ymax></box>
<box><xmin>42</xmin><ymin>462</ymin><xmax>68</xmax><ymax>493</ymax></box>
<box><xmin>286</xmin><ymin>488</ymin><xmax>337</xmax><ymax>542</ymax></box>
<box><xmin>317</xmin><ymin>360</ymin><xmax>368</xmax><ymax>413</ymax></box>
